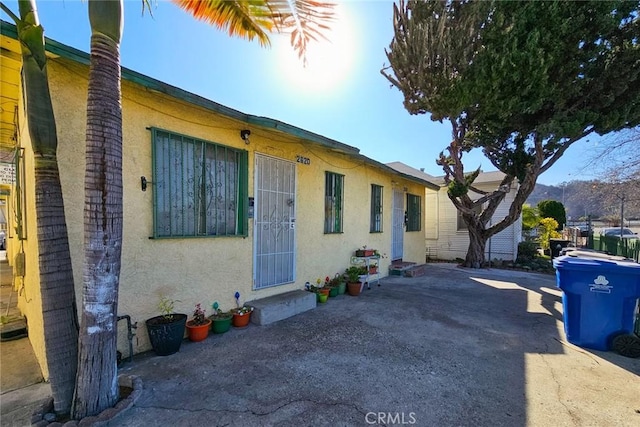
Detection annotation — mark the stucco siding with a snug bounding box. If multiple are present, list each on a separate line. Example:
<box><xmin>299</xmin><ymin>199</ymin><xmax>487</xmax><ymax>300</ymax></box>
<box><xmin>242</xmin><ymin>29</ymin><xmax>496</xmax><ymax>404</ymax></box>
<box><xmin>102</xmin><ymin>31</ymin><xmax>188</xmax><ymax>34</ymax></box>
<box><xmin>17</xmin><ymin>56</ymin><xmax>428</xmax><ymax>358</ymax></box>
<box><xmin>15</xmin><ymin>92</ymin><xmax>49</xmax><ymax>379</ymax></box>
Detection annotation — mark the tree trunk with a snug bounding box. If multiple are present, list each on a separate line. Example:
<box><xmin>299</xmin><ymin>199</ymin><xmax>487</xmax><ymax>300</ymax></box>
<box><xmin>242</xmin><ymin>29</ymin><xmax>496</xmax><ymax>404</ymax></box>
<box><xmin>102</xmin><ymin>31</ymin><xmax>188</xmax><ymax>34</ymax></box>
<box><xmin>12</xmin><ymin>0</ymin><xmax>79</xmax><ymax>415</ymax></box>
<box><xmin>35</xmin><ymin>158</ymin><xmax>79</xmax><ymax>415</ymax></box>
<box><xmin>464</xmin><ymin>225</ymin><xmax>487</xmax><ymax>268</ymax></box>
<box><xmin>72</xmin><ymin>0</ymin><xmax>123</xmax><ymax>418</ymax></box>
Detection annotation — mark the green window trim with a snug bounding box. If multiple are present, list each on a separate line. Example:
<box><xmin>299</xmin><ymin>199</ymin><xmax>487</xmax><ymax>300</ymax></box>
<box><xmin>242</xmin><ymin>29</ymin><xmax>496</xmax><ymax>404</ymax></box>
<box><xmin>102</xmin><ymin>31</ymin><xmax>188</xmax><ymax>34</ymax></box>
<box><xmin>370</xmin><ymin>184</ymin><xmax>383</xmax><ymax>233</ymax></box>
<box><xmin>150</xmin><ymin>127</ymin><xmax>248</xmax><ymax>238</ymax></box>
<box><xmin>406</xmin><ymin>193</ymin><xmax>421</xmax><ymax>232</ymax></box>
<box><xmin>324</xmin><ymin>171</ymin><xmax>344</xmax><ymax>234</ymax></box>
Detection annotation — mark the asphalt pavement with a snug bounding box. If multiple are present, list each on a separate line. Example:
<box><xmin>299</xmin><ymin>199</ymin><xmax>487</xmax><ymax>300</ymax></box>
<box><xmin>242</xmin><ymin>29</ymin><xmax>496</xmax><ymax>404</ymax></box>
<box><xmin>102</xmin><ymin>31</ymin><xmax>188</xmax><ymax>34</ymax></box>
<box><xmin>3</xmin><ymin>263</ymin><xmax>640</xmax><ymax>426</ymax></box>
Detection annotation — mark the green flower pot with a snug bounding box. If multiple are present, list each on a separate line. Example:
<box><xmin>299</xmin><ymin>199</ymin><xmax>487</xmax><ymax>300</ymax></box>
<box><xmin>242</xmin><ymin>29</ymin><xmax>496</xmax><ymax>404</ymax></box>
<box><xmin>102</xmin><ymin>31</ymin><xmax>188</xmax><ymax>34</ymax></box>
<box><xmin>328</xmin><ymin>286</ymin><xmax>339</xmax><ymax>297</ymax></box>
<box><xmin>318</xmin><ymin>293</ymin><xmax>328</xmax><ymax>303</ymax></box>
<box><xmin>337</xmin><ymin>282</ymin><xmax>346</xmax><ymax>295</ymax></box>
<box><xmin>210</xmin><ymin>315</ymin><xmax>233</xmax><ymax>334</ymax></box>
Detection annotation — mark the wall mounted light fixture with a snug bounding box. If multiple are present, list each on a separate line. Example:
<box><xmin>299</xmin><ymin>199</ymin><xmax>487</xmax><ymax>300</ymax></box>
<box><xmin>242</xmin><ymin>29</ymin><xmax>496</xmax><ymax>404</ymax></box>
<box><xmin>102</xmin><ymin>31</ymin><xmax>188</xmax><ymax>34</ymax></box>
<box><xmin>240</xmin><ymin>129</ymin><xmax>251</xmax><ymax>145</ymax></box>
<box><xmin>141</xmin><ymin>176</ymin><xmax>153</xmax><ymax>191</ymax></box>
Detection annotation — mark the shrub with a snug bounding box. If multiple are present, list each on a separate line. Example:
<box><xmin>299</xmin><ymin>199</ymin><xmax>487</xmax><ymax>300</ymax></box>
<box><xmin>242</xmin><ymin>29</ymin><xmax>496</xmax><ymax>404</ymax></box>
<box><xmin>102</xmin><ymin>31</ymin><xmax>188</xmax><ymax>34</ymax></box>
<box><xmin>539</xmin><ymin>218</ymin><xmax>562</xmax><ymax>250</ymax></box>
<box><xmin>517</xmin><ymin>241</ymin><xmax>539</xmax><ymax>262</ymax></box>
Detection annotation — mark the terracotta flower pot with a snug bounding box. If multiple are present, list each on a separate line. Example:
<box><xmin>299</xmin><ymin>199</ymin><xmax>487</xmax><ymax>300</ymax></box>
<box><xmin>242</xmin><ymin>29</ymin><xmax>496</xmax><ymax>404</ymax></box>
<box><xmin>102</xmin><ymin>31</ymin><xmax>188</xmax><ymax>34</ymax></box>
<box><xmin>232</xmin><ymin>310</ymin><xmax>252</xmax><ymax>327</ymax></box>
<box><xmin>186</xmin><ymin>319</ymin><xmax>211</xmax><ymax>342</ymax></box>
<box><xmin>319</xmin><ymin>288</ymin><xmax>330</xmax><ymax>296</ymax></box>
<box><xmin>347</xmin><ymin>282</ymin><xmax>362</xmax><ymax>296</ymax></box>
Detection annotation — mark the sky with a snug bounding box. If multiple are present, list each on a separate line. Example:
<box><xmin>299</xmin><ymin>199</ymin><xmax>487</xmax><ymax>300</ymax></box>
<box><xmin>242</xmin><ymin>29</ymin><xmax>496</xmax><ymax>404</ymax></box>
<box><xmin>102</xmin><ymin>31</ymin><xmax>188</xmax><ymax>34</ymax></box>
<box><xmin>1</xmin><ymin>0</ymin><xmax>609</xmax><ymax>185</ymax></box>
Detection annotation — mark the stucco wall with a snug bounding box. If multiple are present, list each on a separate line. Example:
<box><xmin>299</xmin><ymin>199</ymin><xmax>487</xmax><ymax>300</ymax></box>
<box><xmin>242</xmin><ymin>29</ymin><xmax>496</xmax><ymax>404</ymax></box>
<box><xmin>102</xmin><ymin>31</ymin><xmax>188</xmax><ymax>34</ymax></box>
<box><xmin>42</xmin><ymin>57</ymin><xmax>427</xmax><ymax>356</ymax></box>
<box><xmin>14</xmin><ymin>83</ymin><xmax>49</xmax><ymax>378</ymax></box>
<box><xmin>425</xmin><ymin>183</ymin><xmax>521</xmax><ymax>261</ymax></box>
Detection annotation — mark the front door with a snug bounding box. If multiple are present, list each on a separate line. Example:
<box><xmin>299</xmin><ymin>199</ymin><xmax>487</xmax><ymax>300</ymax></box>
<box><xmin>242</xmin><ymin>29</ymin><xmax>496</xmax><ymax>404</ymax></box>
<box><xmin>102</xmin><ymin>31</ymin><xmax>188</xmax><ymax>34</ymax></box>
<box><xmin>392</xmin><ymin>189</ymin><xmax>404</xmax><ymax>261</ymax></box>
<box><xmin>254</xmin><ymin>154</ymin><xmax>296</xmax><ymax>289</ymax></box>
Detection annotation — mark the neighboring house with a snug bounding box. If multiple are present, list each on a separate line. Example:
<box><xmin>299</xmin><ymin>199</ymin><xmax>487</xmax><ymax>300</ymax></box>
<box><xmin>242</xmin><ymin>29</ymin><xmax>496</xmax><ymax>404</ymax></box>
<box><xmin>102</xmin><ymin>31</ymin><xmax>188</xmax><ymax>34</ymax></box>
<box><xmin>387</xmin><ymin>162</ymin><xmax>522</xmax><ymax>262</ymax></box>
<box><xmin>0</xmin><ymin>22</ymin><xmax>439</xmax><ymax>378</ymax></box>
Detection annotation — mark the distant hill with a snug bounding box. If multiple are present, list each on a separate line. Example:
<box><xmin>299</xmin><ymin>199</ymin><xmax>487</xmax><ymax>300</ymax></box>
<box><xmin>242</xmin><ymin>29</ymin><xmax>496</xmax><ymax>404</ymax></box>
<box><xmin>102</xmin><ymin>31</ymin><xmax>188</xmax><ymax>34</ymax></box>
<box><xmin>526</xmin><ymin>180</ymin><xmax>640</xmax><ymax>221</ymax></box>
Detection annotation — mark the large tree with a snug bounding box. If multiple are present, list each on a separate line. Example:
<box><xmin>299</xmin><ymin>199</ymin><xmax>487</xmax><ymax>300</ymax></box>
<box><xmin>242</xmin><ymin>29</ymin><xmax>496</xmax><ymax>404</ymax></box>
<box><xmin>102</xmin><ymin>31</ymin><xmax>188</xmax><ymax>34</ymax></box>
<box><xmin>382</xmin><ymin>0</ymin><xmax>640</xmax><ymax>267</ymax></box>
<box><xmin>0</xmin><ymin>0</ymin><xmax>78</xmax><ymax>414</ymax></box>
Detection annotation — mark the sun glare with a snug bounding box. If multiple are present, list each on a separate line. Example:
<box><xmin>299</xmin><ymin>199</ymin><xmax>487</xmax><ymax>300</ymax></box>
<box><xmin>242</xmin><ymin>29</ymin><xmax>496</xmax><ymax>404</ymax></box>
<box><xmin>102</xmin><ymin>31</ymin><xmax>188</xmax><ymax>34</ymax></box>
<box><xmin>276</xmin><ymin>4</ymin><xmax>356</xmax><ymax>95</ymax></box>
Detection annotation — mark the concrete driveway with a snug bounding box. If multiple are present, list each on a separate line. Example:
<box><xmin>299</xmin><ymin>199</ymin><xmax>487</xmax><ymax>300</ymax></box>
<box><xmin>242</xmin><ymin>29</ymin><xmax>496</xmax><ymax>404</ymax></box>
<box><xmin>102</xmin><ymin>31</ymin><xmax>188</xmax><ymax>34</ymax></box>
<box><xmin>102</xmin><ymin>264</ymin><xmax>637</xmax><ymax>426</ymax></box>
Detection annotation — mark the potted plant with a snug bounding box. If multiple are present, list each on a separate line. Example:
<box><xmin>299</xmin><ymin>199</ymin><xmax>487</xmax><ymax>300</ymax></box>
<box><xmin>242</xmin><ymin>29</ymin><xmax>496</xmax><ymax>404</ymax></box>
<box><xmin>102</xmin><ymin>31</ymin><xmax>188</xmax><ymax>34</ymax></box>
<box><xmin>185</xmin><ymin>303</ymin><xmax>211</xmax><ymax>342</ymax></box>
<box><xmin>231</xmin><ymin>306</ymin><xmax>254</xmax><ymax>327</ymax></box>
<box><xmin>305</xmin><ymin>283</ymin><xmax>327</xmax><ymax>303</ymax></box>
<box><xmin>327</xmin><ymin>274</ymin><xmax>345</xmax><ymax>295</ymax></box>
<box><xmin>209</xmin><ymin>301</ymin><xmax>233</xmax><ymax>334</ymax></box>
<box><xmin>231</xmin><ymin>291</ymin><xmax>253</xmax><ymax>327</ymax></box>
<box><xmin>145</xmin><ymin>296</ymin><xmax>187</xmax><ymax>356</ymax></box>
<box><xmin>355</xmin><ymin>245</ymin><xmax>376</xmax><ymax>257</ymax></box>
<box><xmin>316</xmin><ymin>278</ymin><xmax>331</xmax><ymax>298</ymax></box>
<box><xmin>345</xmin><ymin>266</ymin><xmax>363</xmax><ymax>296</ymax></box>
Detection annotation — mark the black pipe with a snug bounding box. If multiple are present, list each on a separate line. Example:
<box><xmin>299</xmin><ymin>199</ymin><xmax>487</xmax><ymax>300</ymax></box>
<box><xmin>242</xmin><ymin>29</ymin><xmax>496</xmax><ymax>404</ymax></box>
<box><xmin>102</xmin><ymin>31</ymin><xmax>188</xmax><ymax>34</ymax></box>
<box><xmin>117</xmin><ymin>315</ymin><xmax>137</xmax><ymax>364</ymax></box>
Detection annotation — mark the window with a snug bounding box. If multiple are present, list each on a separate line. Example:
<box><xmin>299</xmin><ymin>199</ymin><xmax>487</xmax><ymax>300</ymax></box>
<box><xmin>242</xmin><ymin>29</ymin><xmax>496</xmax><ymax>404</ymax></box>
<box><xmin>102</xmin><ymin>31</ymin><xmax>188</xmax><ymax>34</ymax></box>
<box><xmin>406</xmin><ymin>193</ymin><xmax>421</xmax><ymax>232</ymax></box>
<box><xmin>151</xmin><ymin>128</ymin><xmax>248</xmax><ymax>238</ymax></box>
<box><xmin>457</xmin><ymin>204</ymin><xmax>483</xmax><ymax>231</ymax></box>
<box><xmin>324</xmin><ymin>172</ymin><xmax>344</xmax><ymax>233</ymax></box>
<box><xmin>370</xmin><ymin>184</ymin><xmax>383</xmax><ymax>232</ymax></box>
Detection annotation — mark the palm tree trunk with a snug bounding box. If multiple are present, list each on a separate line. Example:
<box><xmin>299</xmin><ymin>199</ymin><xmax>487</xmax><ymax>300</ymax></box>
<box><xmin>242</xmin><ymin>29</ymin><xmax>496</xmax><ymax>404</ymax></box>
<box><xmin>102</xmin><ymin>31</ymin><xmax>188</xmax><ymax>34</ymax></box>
<box><xmin>6</xmin><ymin>0</ymin><xmax>79</xmax><ymax>415</ymax></box>
<box><xmin>72</xmin><ymin>0</ymin><xmax>123</xmax><ymax>419</ymax></box>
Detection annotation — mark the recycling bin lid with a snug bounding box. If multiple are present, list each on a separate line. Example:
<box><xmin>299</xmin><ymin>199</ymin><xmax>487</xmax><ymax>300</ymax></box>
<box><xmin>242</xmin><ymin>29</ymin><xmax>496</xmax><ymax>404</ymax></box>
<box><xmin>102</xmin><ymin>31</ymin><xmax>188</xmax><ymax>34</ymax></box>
<box><xmin>553</xmin><ymin>250</ymin><xmax>640</xmax><ymax>271</ymax></box>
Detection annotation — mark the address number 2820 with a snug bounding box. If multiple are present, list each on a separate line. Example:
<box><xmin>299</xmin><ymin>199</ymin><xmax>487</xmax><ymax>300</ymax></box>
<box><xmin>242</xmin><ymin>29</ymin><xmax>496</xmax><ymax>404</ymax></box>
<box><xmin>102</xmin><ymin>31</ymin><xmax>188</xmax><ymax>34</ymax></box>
<box><xmin>296</xmin><ymin>155</ymin><xmax>311</xmax><ymax>165</ymax></box>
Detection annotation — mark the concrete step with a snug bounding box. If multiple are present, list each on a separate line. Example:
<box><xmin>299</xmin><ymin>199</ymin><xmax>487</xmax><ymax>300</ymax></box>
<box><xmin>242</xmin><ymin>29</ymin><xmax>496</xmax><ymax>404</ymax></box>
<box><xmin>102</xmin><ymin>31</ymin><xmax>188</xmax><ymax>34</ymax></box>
<box><xmin>388</xmin><ymin>262</ymin><xmax>416</xmax><ymax>276</ymax></box>
<box><xmin>248</xmin><ymin>290</ymin><xmax>316</xmax><ymax>326</ymax></box>
<box><xmin>403</xmin><ymin>264</ymin><xmax>430</xmax><ymax>277</ymax></box>
<box><xmin>1</xmin><ymin>317</ymin><xmax>28</xmax><ymax>341</ymax></box>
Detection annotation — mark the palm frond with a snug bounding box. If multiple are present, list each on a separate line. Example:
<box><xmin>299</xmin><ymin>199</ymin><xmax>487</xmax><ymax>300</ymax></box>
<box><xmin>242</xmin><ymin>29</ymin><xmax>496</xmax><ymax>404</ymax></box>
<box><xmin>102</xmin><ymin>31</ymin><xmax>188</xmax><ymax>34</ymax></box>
<box><xmin>173</xmin><ymin>0</ymin><xmax>274</xmax><ymax>47</ymax></box>
<box><xmin>173</xmin><ymin>0</ymin><xmax>335</xmax><ymax>61</ymax></box>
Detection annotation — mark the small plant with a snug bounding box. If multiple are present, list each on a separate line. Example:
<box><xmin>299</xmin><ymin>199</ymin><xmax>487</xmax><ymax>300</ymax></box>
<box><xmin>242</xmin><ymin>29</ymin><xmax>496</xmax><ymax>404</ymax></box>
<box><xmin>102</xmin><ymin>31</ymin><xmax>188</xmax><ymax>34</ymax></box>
<box><xmin>190</xmin><ymin>303</ymin><xmax>207</xmax><ymax>326</ymax></box>
<box><xmin>327</xmin><ymin>273</ymin><xmax>343</xmax><ymax>287</ymax></box>
<box><xmin>373</xmin><ymin>250</ymin><xmax>388</xmax><ymax>259</ymax></box>
<box><xmin>232</xmin><ymin>306</ymin><xmax>253</xmax><ymax>315</ymax></box>
<box><xmin>158</xmin><ymin>296</ymin><xmax>180</xmax><ymax>321</ymax></box>
<box><xmin>209</xmin><ymin>301</ymin><xmax>232</xmax><ymax>319</ymax></box>
<box><xmin>232</xmin><ymin>291</ymin><xmax>253</xmax><ymax>315</ymax></box>
<box><xmin>345</xmin><ymin>266</ymin><xmax>362</xmax><ymax>283</ymax></box>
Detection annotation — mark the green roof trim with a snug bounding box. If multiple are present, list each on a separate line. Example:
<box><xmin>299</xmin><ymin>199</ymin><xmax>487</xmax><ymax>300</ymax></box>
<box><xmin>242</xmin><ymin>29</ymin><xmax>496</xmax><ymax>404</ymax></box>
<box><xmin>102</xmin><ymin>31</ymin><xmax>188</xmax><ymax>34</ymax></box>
<box><xmin>0</xmin><ymin>20</ymin><xmax>438</xmax><ymax>190</ymax></box>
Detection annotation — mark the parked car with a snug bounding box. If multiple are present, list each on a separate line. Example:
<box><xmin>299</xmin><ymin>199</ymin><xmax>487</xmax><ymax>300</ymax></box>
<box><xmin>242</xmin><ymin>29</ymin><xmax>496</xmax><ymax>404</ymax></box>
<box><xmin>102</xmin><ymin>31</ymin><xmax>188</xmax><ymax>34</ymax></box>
<box><xmin>0</xmin><ymin>230</ymin><xmax>5</xmax><ymax>250</ymax></box>
<box><xmin>598</xmin><ymin>227</ymin><xmax>639</xmax><ymax>239</ymax></box>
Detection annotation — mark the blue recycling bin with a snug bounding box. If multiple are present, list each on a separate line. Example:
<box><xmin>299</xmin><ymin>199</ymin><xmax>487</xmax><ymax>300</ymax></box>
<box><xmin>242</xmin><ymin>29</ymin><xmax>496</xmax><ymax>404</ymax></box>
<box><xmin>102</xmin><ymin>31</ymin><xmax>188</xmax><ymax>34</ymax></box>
<box><xmin>553</xmin><ymin>252</ymin><xmax>640</xmax><ymax>351</ymax></box>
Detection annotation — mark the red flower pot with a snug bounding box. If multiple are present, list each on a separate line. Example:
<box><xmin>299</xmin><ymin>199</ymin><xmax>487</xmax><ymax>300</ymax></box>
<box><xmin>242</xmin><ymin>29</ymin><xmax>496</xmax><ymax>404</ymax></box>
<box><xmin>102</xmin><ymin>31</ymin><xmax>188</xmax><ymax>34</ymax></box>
<box><xmin>186</xmin><ymin>319</ymin><xmax>211</xmax><ymax>342</ymax></box>
<box><xmin>232</xmin><ymin>310</ymin><xmax>252</xmax><ymax>327</ymax></box>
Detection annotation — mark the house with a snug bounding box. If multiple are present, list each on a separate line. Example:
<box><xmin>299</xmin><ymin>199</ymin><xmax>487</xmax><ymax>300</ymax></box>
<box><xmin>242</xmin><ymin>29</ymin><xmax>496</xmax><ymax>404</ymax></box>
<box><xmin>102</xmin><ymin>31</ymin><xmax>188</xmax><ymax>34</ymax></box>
<box><xmin>387</xmin><ymin>162</ymin><xmax>522</xmax><ymax>262</ymax></box>
<box><xmin>0</xmin><ymin>22</ymin><xmax>439</xmax><ymax>378</ymax></box>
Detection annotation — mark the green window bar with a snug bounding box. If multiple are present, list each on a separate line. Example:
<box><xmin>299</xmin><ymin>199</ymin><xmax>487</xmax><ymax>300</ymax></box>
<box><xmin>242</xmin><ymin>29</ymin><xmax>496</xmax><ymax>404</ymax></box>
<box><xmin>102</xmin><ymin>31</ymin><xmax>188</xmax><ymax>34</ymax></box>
<box><xmin>150</xmin><ymin>128</ymin><xmax>247</xmax><ymax>238</ymax></box>
<box><xmin>324</xmin><ymin>171</ymin><xmax>344</xmax><ymax>233</ymax></box>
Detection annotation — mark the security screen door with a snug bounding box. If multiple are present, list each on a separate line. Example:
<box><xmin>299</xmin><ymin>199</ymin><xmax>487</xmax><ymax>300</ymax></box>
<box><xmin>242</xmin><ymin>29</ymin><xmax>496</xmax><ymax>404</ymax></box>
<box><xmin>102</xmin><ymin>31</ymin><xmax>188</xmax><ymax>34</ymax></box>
<box><xmin>392</xmin><ymin>189</ymin><xmax>404</xmax><ymax>261</ymax></box>
<box><xmin>254</xmin><ymin>154</ymin><xmax>296</xmax><ymax>289</ymax></box>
